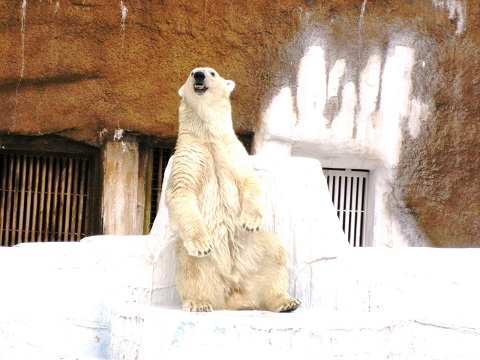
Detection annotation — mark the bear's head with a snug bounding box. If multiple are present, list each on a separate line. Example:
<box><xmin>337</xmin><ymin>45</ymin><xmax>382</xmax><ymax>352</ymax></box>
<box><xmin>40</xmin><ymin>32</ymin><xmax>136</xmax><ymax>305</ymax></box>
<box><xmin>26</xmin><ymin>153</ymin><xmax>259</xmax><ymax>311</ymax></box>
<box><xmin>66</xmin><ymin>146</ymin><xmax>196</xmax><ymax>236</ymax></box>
<box><xmin>179</xmin><ymin>67</ymin><xmax>235</xmax><ymax>106</ymax></box>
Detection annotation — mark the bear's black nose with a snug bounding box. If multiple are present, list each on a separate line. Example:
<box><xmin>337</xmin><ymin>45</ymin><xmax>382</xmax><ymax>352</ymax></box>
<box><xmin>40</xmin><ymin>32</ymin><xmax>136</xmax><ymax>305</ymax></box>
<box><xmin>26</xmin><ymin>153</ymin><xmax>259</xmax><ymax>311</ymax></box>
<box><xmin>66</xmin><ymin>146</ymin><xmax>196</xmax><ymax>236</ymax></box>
<box><xmin>193</xmin><ymin>71</ymin><xmax>206</xmax><ymax>81</ymax></box>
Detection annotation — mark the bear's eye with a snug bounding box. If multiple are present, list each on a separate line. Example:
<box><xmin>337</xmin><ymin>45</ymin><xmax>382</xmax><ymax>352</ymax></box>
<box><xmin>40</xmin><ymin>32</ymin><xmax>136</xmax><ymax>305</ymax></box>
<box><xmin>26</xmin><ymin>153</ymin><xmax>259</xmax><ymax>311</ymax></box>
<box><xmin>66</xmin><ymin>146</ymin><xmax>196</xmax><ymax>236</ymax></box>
<box><xmin>191</xmin><ymin>72</ymin><xmax>194</xmax><ymax>77</ymax></box>
<box><xmin>210</xmin><ymin>72</ymin><xmax>215</xmax><ymax>77</ymax></box>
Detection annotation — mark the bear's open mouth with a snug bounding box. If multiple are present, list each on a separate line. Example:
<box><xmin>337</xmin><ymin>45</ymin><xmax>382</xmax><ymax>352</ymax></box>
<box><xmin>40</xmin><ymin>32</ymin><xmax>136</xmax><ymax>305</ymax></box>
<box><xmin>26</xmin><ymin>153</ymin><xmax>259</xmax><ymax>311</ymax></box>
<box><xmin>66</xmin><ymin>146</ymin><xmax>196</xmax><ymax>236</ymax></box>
<box><xmin>194</xmin><ymin>83</ymin><xmax>208</xmax><ymax>94</ymax></box>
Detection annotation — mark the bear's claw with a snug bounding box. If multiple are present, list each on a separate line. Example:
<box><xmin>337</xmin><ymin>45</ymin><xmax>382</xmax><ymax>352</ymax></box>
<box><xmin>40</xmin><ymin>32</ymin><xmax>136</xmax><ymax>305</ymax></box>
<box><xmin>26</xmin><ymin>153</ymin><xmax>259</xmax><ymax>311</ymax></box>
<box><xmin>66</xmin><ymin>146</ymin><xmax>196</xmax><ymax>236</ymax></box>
<box><xmin>184</xmin><ymin>239</ymin><xmax>213</xmax><ymax>258</ymax></box>
<box><xmin>240</xmin><ymin>211</ymin><xmax>263</xmax><ymax>233</ymax></box>
<box><xmin>242</xmin><ymin>223</ymin><xmax>262</xmax><ymax>232</ymax></box>
<box><xmin>279</xmin><ymin>297</ymin><xmax>302</xmax><ymax>313</ymax></box>
<box><xmin>183</xmin><ymin>301</ymin><xmax>213</xmax><ymax>312</ymax></box>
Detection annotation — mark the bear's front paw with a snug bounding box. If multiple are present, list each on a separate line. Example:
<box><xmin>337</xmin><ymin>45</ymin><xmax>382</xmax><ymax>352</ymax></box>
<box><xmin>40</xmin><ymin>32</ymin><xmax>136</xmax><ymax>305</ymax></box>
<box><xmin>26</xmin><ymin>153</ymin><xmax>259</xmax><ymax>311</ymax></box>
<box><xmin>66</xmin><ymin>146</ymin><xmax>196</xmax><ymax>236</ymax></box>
<box><xmin>240</xmin><ymin>204</ymin><xmax>264</xmax><ymax>232</ymax></box>
<box><xmin>183</xmin><ymin>236</ymin><xmax>213</xmax><ymax>257</ymax></box>
<box><xmin>182</xmin><ymin>301</ymin><xmax>213</xmax><ymax>312</ymax></box>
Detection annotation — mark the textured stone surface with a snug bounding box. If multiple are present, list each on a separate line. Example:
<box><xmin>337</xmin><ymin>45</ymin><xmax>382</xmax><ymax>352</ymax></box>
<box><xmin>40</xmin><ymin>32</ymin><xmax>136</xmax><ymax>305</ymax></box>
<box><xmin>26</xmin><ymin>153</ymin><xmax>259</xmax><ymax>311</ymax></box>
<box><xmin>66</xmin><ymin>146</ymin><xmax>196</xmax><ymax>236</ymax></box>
<box><xmin>1</xmin><ymin>1</ymin><xmax>480</xmax><ymax>246</ymax></box>
<box><xmin>0</xmin><ymin>1</ymin><xmax>471</xmax><ymax>142</ymax></box>
<box><xmin>0</xmin><ymin>0</ymin><xmax>303</xmax><ymax>143</ymax></box>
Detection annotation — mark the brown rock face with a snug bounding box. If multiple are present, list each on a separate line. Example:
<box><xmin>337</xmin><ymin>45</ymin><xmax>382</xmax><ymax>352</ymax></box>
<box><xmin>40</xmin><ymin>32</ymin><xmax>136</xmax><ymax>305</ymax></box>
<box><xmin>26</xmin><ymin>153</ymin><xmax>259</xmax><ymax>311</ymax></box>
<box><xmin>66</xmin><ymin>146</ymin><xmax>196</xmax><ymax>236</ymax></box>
<box><xmin>398</xmin><ymin>33</ymin><xmax>480</xmax><ymax>247</ymax></box>
<box><xmin>0</xmin><ymin>0</ymin><xmax>305</xmax><ymax>143</ymax></box>
<box><xmin>1</xmin><ymin>1</ymin><xmax>480</xmax><ymax>247</ymax></box>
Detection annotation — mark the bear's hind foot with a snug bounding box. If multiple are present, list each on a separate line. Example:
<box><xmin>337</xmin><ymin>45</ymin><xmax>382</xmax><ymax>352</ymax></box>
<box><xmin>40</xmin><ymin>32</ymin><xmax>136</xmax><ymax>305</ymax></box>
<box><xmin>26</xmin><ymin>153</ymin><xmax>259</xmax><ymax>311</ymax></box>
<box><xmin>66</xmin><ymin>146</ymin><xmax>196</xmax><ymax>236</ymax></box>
<box><xmin>278</xmin><ymin>297</ymin><xmax>301</xmax><ymax>313</ymax></box>
<box><xmin>182</xmin><ymin>300</ymin><xmax>213</xmax><ymax>312</ymax></box>
<box><xmin>266</xmin><ymin>295</ymin><xmax>301</xmax><ymax>313</ymax></box>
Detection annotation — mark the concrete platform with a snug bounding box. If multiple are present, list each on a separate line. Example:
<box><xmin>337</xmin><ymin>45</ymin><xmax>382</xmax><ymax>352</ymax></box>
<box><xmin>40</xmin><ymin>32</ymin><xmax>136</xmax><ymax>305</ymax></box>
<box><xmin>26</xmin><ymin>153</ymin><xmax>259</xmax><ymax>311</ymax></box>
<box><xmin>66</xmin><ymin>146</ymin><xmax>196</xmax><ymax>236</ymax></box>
<box><xmin>1</xmin><ymin>240</ymin><xmax>479</xmax><ymax>359</ymax></box>
<box><xmin>1</xmin><ymin>157</ymin><xmax>479</xmax><ymax>359</ymax></box>
<box><xmin>110</xmin><ymin>306</ymin><xmax>480</xmax><ymax>360</ymax></box>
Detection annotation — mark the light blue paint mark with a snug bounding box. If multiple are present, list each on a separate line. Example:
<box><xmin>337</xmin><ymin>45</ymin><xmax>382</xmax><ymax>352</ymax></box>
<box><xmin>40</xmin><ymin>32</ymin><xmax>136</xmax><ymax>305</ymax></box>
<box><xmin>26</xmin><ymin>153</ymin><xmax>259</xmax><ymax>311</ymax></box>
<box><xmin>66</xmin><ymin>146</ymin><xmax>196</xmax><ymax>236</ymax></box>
<box><xmin>214</xmin><ymin>327</ymin><xmax>227</xmax><ymax>335</ymax></box>
<box><xmin>171</xmin><ymin>321</ymin><xmax>194</xmax><ymax>347</ymax></box>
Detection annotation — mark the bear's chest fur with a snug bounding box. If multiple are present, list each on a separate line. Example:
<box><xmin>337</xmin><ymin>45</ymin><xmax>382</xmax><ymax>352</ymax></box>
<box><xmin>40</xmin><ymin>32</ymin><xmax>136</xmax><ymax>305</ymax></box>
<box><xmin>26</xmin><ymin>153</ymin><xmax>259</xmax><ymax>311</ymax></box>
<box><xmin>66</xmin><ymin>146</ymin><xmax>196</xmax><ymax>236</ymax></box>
<box><xmin>198</xmin><ymin>142</ymin><xmax>241</xmax><ymax>238</ymax></box>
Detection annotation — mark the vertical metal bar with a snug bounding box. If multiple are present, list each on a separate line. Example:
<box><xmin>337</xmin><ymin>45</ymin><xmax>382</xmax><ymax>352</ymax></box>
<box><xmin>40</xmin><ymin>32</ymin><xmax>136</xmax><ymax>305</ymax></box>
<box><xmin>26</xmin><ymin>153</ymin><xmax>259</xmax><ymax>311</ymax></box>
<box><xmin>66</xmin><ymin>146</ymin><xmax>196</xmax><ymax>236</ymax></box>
<box><xmin>76</xmin><ymin>159</ymin><xmax>87</xmax><ymax>240</ymax></box>
<box><xmin>37</xmin><ymin>157</ymin><xmax>48</xmax><ymax>241</ymax></box>
<box><xmin>324</xmin><ymin>172</ymin><xmax>333</xmax><ymax>203</ymax></box>
<box><xmin>44</xmin><ymin>157</ymin><xmax>54</xmax><ymax>241</ymax></box>
<box><xmin>350</xmin><ymin>173</ymin><xmax>358</xmax><ymax>247</ymax></box>
<box><xmin>24</xmin><ymin>156</ymin><xmax>35</xmax><ymax>242</ymax></box>
<box><xmin>355</xmin><ymin>176</ymin><xmax>363</xmax><ymax>247</ymax></box>
<box><xmin>17</xmin><ymin>155</ymin><xmax>27</xmax><ymax>243</ymax></box>
<box><xmin>349</xmin><ymin>174</ymin><xmax>358</xmax><ymax>247</ymax></box>
<box><xmin>31</xmin><ymin>157</ymin><xmax>40</xmax><ymax>241</ymax></box>
<box><xmin>344</xmin><ymin>175</ymin><xmax>349</xmax><ymax>244</ymax></box>
<box><xmin>11</xmin><ymin>155</ymin><xmax>22</xmax><ymax>246</ymax></box>
<box><xmin>63</xmin><ymin>158</ymin><xmax>73</xmax><ymax>241</ymax></box>
<box><xmin>70</xmin><ymin>159</ymin><xmax>79</xmax><ymax>241</ymax></box>
<box><xmin>51</xmin><ymin>158</ymin><xmax>60</xmax><ymax>241</ymax></box>
<box><xmin>57</xmin><ymin>158</ymin><xmax>66</xmax><ymax>240</ymax></box>
<box><xmin>350</xmin><ymin>175</ymin><xmax>356</xmax><ymax>247</ymax></box>
<box><xmin>360</xmin><ymin>173</ymin><xmax>368</xmax><ymax>246</ymax></box>
<box><xmin>332</xmin><ymin>176</ymin><xmax>339</xmax><ymax>218</ymax></box>
<box><xmin>337</xmin><ymin>175</ymin><xmax>345</xmax><ymax>240</ymax></box>
<box><xmin>0</xmin><ymin>154</ymin><xmax>7</xmax><ymax>245</ymax></box>
<box><xmin>352</xmin><ymin>175</ymin><xmax>360</xmax><ymax>247</ymax></box>
<box><xmin>344</xmin><ymin>175</ymin><xmax>353</xmax><ymax>246</ymax></box>
<box><xmin>335</xmin><ymin>175</ymin><xmax>342</xmax><ymax>221</ymax></box>
<box><xmin>5</xmin><ymin>155</ymin><xmax>15</xmax><ymax>246</ymax></box>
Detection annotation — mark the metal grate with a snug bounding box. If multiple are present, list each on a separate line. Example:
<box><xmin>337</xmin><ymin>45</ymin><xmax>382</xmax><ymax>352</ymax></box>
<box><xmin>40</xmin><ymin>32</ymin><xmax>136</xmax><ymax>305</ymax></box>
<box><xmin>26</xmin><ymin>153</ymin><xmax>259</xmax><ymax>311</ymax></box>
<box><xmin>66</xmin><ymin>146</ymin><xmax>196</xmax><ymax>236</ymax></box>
<box><xmin>323</xmin><ymin>168</ymin><xmax>368</xmax><ymax>247</ymax></box>
<box><xmin>0</xmin><ymin>153</ymin><xmax>92</xmax><ymax>245</ymax></box>
<box><xmin>149</xmin><ymin>146</ymin><xmax>173</xmax><ymax>230</ymax></box>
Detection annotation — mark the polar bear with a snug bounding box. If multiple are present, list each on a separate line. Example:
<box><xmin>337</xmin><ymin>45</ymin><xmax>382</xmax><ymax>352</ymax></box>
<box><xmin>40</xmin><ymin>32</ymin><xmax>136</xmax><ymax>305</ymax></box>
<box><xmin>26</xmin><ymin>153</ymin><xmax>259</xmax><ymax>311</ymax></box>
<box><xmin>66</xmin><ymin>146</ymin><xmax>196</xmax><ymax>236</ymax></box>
<box><xmin>165</xmin><ymin>67</ymin><xmax>300</xmax><ymax>312</ymax></box>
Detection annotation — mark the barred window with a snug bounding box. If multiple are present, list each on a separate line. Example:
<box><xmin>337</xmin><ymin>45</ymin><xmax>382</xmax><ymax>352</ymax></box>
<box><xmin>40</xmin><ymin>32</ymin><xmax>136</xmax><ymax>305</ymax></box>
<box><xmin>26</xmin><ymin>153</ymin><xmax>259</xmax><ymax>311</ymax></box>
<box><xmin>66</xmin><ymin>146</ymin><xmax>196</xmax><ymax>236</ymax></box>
<box><xmin>323</xmin><ymin>168</ymin><xmax>369</xmax><ymax>247</ymax></box>
<box><xmin>0</xmin><ymin>136</ymin><xmax>101</xmax><ymax>246</ymax></box>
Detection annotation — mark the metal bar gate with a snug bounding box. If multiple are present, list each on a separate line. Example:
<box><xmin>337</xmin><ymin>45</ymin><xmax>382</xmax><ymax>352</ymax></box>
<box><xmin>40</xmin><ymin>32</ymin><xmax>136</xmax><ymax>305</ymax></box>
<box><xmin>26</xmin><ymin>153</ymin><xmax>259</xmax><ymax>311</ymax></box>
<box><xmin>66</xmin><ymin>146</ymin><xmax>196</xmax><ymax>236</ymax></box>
<box><xmin>0</xmin><ymin>153</ymin><xmax>91</xmax><ymax>245</ymax></box>
<box><xmin>323</xmin><ymin>168</ymin><xmax>368</xmax><ymax>247</ymax></box>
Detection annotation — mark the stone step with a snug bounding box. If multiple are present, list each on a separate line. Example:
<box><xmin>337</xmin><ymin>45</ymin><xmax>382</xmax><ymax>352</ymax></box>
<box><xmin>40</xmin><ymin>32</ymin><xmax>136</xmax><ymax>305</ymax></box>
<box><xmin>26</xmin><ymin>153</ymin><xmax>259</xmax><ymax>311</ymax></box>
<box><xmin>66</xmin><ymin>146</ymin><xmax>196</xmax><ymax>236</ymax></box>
<box><xmin>110</xmin><ymin>306</ymin><xmax>480</xmax><ymax>360</ymax></box>
<box><xmin>0</xmin><ymin>237</ymin><xmax>161</xmax><ymax>360</ymax></box>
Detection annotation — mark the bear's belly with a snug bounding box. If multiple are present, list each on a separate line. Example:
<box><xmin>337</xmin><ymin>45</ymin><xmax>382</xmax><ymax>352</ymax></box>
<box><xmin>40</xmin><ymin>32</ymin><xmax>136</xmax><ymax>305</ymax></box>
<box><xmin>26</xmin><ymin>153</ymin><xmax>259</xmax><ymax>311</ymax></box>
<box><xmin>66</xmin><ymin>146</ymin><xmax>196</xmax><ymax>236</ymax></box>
<box><xmin>199</xmin><ymin>171</ymin><xmax>240</xmax><ymax>247</ymax></box>
<box><xmin>199</xmin><ymin>177</ymin><xmax>240</xmax><ymax>233</ymax></box>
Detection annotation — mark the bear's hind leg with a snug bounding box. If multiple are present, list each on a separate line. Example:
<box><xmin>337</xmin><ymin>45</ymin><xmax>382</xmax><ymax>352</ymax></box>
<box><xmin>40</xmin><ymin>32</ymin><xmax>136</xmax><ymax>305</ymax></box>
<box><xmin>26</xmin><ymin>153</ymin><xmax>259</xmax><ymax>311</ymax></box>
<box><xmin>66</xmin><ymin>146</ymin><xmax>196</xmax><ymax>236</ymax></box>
<box><xmin>225</xmin><ymin>288</ymin><xmax>258</xmax><ymax>310</ymax></box>
<box><xmin>250</xmin><ymin>233</ymin><xmax>301</xmax><ymax>313</ymax></box>
<box><xmin>176</xmin><ymin>241</ymin><xmax>223</xmax><ymax>312</ymax></box>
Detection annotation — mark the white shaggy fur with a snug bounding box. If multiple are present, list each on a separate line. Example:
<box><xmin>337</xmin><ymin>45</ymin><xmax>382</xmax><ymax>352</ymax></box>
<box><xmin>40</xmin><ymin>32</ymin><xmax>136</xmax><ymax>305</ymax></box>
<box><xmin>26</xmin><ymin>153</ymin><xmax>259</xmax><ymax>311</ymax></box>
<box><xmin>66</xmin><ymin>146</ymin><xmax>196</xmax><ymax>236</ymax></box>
<box><xmin>166</xmin><ymin>67</ymin><xmax>300</xmax><ymax>312</ymax></box>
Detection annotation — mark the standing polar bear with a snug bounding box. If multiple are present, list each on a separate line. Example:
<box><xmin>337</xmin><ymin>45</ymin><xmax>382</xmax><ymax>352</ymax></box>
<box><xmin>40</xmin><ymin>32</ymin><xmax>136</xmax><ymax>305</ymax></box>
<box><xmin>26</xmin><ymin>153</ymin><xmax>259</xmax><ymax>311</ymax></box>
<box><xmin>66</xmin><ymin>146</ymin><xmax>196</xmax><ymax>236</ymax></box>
<box><xmin>166</xmin><ymin>67</ymin><xmax>300</xmax><ymax>313</ymax></box>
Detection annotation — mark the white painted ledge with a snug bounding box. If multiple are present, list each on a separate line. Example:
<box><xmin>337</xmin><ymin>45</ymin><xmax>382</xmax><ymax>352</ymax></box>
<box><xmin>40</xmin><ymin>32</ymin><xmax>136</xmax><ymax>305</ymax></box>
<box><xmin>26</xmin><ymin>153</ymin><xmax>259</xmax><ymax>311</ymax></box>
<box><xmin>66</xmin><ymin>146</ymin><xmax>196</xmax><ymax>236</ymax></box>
<box><xmin>109</xmin><ymin>247</ymin><xmax>480</xmax><ymax>360</ymax></box>
<box><xmin>110</xmin><ymin>305</ymin><xmax>480</xmax><ymax>360</ymax></box>
<box><xmin>1</xmin><ymin>240</ymin><xmax>480</xmax><ymax>359</ymax></box>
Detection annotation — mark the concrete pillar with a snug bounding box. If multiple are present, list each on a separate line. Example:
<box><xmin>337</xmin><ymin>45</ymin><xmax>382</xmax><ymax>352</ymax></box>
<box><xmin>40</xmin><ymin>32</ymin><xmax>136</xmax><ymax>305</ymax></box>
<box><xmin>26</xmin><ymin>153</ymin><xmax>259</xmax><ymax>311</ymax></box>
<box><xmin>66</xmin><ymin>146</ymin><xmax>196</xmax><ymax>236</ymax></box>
<box><xmin>102</xmin><ymin>139</ymin><xmax>145</xmax><ymax>235</ymax></box>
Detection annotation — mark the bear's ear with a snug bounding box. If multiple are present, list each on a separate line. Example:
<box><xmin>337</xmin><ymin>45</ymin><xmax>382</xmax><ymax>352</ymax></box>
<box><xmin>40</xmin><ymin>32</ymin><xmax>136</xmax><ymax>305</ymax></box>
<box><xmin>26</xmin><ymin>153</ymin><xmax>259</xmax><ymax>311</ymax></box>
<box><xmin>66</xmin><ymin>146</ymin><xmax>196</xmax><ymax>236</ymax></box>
<box><xmin>178</xmin><ymin>85</ymin><xmax>185</xmax><ymax>98</ymax></box>
<box><xmin>225</xmin><ymin>80</ymin><xmax>236</xmax><ymax>94</ymax></box>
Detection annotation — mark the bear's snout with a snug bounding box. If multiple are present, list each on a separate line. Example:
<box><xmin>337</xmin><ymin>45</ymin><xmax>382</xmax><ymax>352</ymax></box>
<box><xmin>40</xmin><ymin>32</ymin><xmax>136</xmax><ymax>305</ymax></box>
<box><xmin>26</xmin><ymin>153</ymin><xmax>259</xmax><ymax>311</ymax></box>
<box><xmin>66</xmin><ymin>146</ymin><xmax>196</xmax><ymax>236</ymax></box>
<box><xmin>193</xmin><ymin>71</ymin><xmax>208</xmax><ymax>94</ymax></box>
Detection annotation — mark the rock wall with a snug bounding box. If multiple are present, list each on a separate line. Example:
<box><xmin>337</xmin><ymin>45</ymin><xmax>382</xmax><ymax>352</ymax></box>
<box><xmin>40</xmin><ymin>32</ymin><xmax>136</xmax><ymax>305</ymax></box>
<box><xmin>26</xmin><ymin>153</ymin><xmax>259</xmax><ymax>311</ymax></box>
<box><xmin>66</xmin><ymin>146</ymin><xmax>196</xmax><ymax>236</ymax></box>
<box><xmin>0</xmin><ymin>0</ymin><xmax>304</xmax><ymax>143</ymax></box>
<box><xmin>1</xmin><ymin>0</ymin><xmax>479</xmax><ymax>247</ymax></box>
